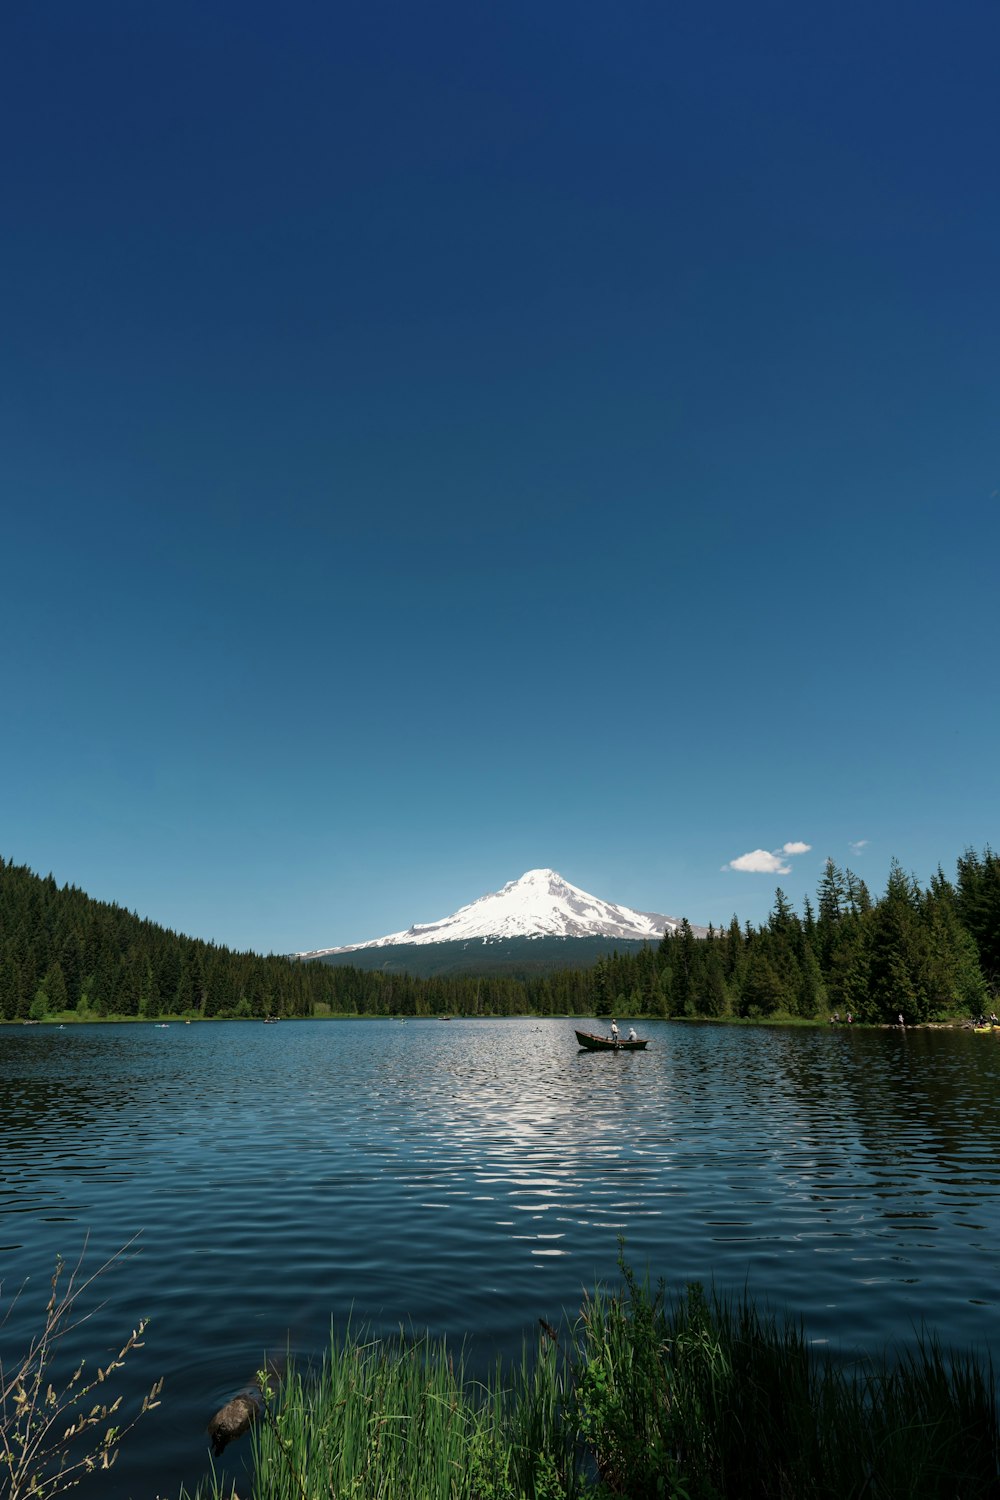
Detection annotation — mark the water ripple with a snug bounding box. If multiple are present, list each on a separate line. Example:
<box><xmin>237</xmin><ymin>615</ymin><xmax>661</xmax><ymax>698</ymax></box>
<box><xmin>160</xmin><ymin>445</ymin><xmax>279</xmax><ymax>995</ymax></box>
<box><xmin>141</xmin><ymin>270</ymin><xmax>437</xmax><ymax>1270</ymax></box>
<box><xmin>2</xmin><ymin>1018</ymin><xmax>999</xmax><ymax>1499</ymax></box>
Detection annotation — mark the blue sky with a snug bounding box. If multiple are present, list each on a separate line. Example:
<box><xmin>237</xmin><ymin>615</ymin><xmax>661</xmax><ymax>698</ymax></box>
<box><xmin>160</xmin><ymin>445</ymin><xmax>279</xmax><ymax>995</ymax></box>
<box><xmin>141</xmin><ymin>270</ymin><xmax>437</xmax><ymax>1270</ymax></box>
<box><xmin>2</xmin><ymin>0</ymin><xmax>997</xmax><ymax>953</ymax></box>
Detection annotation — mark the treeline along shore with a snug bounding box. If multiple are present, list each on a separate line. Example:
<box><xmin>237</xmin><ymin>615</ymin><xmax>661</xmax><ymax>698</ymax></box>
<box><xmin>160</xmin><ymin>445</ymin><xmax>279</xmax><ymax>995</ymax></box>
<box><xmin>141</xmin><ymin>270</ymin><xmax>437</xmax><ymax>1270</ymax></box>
<box><xmin>1</xmin><ymin>849</ymin><xmax>998</xmax><ymax>1026</ymax></box>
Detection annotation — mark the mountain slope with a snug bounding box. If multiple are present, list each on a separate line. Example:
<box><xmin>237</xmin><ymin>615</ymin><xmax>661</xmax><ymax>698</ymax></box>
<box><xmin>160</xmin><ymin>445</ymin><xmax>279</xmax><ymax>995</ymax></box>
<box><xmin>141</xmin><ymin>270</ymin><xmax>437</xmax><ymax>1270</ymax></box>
<box><xmin>305</xmin><ymin>934</ymin><xmax>666</xmax><ymax>979</ymax></box>
<box><xmin>297</xmin><ymin>868</ymin><xmax>701</xmax><ymax>960</ymax></box>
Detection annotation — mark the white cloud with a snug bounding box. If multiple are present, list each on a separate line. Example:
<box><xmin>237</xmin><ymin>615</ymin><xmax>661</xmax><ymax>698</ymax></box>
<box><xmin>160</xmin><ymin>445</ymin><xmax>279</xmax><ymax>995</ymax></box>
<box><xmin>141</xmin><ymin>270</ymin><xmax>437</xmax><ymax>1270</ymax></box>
<box><xmin>723</xmin><ymin>839</ymin><xmax>812</xmax><ymax>874</ymax></box>
<box><xmin>724</xmin><ymin>849</ymin><xmax>791</xmax><ymax>875</ymax></box>
<box><xmin>849</xmin><ymin>839</ymin><xmax>869</xmax><ymax>855</ymax></box>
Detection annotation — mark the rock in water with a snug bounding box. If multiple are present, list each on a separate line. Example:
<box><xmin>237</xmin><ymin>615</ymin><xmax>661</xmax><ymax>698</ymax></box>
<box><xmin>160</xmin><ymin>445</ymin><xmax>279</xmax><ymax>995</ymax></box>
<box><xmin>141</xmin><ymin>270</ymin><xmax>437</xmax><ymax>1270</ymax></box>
<box><xmin>208</xmin><ymin>1386</ymin><xmax>264</xmax><ymax>1456</ymax></box>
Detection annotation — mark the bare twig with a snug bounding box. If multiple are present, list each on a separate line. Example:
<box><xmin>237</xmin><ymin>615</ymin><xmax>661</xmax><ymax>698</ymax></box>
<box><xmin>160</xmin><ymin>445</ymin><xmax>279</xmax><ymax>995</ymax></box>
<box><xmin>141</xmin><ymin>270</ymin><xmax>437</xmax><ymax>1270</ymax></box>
<box><xmin>0</xmin><ymin>1237</ymin><xmax>162</xmax><ymax>1499</ymax></box>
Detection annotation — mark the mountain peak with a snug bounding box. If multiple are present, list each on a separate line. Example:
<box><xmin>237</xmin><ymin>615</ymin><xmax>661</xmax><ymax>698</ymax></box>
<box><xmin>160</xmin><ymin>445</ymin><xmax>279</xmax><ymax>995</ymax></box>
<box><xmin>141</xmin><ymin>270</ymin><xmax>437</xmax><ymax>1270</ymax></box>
<box><xmin>297</xmin><ymin>869</ymin><xmax>690</xmax><ymax>958</ymax></box>
<box><xmin>507</xmin><ymin>868</ymin><xmax>562</xmax><ymax>889</ymax></box>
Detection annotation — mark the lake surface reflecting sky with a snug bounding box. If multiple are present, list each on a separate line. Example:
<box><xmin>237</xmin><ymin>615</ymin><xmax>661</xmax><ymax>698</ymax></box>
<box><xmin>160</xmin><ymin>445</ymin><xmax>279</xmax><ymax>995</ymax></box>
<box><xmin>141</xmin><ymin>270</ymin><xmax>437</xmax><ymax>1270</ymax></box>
<box><xmin>2</xmin><ymin>1018</ymin><xmax>999</xmax><ymax>1498</ymax></box>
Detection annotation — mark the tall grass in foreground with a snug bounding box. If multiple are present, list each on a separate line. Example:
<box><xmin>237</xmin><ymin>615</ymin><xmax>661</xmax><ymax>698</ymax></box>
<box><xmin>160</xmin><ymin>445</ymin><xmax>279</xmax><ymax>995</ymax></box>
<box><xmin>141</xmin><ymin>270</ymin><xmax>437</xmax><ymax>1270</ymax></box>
<box><xmin>187</xmin><ymin>1324</ymin><xmax>578</xmax><ymax>1500</ymax></box>
<box><xmin>575</xmin><ymin>1261</ymin><xmax>999</xmax><ymax>1498</ymax></box>
<box><xmin>186</xmin><ymin>1264</ymin><xmax>999</xmax><ymax>1500</ymax></box>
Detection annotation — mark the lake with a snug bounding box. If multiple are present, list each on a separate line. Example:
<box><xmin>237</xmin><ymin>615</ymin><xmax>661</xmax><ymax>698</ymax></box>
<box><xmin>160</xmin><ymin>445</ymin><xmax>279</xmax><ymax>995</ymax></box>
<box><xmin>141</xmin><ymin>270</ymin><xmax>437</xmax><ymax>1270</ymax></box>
<box><xmin>2</xmin><ymin>1017</ymin><xmax>999</xmax><ymax>1498</ymax></box>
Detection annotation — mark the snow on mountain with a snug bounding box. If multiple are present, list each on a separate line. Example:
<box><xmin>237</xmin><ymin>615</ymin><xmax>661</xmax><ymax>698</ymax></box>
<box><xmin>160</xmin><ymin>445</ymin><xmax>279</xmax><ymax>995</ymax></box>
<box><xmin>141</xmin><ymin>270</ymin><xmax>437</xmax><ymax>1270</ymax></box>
<box><xmin>297</xmin><ymin>868</ymin><xmax>686</xmax><ymax>958</ymax></box>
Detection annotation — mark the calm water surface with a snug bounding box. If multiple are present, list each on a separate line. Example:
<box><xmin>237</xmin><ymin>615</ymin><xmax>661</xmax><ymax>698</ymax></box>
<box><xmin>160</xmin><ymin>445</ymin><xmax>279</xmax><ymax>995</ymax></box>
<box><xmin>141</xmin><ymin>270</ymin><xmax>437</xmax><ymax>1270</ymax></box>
<box><xmin>2</xmin><ymin>1018</ymin><xmax>999</xmax><ymax>1497</ymax></box>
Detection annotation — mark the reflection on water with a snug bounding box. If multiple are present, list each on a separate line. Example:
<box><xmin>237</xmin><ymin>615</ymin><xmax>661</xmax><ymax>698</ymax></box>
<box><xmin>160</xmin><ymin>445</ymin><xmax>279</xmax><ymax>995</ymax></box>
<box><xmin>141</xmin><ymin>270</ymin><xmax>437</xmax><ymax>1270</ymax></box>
<box><xmin>1</xmin><ymin>1018</ymin><xmax>999</xmax><ymax>1498</ymax></box>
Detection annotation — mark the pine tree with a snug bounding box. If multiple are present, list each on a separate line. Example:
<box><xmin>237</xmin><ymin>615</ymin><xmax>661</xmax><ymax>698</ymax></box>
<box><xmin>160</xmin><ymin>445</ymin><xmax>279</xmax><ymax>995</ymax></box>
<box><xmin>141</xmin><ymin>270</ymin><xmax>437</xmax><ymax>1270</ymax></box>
<box><xmin>795</xmin><ymin>943</ymin><xmax>826</xmax><ymax>1017</ymax></box>
<box><xmin>845</xmin><ymin>870</ymin><xmax>873</xmax><ymax>916</ymax></box>
<box><xmin>59</xmin><ymin>933</ymin><xmax>83</xmax><ymax>1009</ymax></box>
<box><xmin>925</xmin><ymin>871</ymin><xmax>987</xmax><ymax>1013</ymax></box>
<box><xmin>674</xmin><ymin>919</ymin><xmax>698</xmax><ymax>1015</ymax></box>
<box><xmin>867</xmin><ymin>862</ymin><xmax>929</xmax><ymax>1022</ymax></box>
<box><xmin>701</xmin><ymin>945</ymin><xmax>730</xmax><ymax>1016</ymax></box>
<box><xmin>593</xmin><ymin>958</ymin><xmax>612</xmax><ymax>1016</ymax></box>
<box><xmin>41</xmin><ymin>960</ymin><xmax>68</xmax><ymax>1015</ymax></box>
<box><xmin>739</xmin><ymin>949</ymin><xmax>787</xmax><ymax>1016</ymax></box>
<box><xmin>0</xmin><ymin>951</ymin><xmax>17</xmax><ymax>1020</ymax></box>
<box><xmin>955</xmin><ymin>847</ymin><xmax>1000</xmax><ymax>990</ymax></box>
<box><xmin>722</xmin><ymin>916</ymin><xmax>745</xmax><ymax>991</ymax></box>
<box><xmin>816</xmin><ymin>860</ymin><xmax>848</xmax><ymax>969</ymax></box>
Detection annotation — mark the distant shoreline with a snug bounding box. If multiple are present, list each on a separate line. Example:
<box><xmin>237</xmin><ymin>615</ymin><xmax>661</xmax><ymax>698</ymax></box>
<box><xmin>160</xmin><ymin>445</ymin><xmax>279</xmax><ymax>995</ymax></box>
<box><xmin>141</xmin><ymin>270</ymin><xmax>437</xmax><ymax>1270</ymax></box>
<box><xmin>3</xmin><ymin>1013</ymin><xmax>982</xmax><ymax>1029</ymax></box>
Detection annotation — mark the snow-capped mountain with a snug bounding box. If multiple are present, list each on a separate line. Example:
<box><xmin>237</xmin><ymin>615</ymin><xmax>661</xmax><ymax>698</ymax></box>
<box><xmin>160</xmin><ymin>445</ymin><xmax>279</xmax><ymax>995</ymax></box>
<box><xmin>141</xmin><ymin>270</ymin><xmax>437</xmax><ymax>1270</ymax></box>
<box><xmin>297</xmin><ymin>868</ymin><xmax>687</xmax><ymax>959</ymax></box>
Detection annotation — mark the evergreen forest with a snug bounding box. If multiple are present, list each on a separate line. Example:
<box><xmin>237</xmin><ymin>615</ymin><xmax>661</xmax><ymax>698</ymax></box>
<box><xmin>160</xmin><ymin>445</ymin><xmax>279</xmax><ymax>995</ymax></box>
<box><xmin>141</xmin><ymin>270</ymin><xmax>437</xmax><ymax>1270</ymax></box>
<box><xmin>0</xmin><ymin>850</ymin><xmax>998</xmax><ymax>1026</ymax></box>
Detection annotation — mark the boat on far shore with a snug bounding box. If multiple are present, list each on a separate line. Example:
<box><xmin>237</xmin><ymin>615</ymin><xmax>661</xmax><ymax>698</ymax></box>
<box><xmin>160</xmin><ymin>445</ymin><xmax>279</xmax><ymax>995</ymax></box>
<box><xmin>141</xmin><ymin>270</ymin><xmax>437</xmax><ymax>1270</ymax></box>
<box><xmin>575</xmin><ymin>1029</ymin><xmax>648</xmax><ymax>1052</ymax></box>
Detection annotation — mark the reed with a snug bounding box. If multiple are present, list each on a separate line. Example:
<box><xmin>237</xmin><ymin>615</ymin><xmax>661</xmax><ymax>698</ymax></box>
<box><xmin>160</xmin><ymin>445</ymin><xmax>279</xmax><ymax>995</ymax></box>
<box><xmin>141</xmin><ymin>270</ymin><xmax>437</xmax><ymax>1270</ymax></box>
<box><xmin>185</xmin><ymin>1264</ymin><xmax>999</xmax><ymax>1500</ymax></box>
<box><xmin>571</xmin><ymin>1258</ymin><xmax>999</xmax><ymax>1498</ymax></box>
<box><xmin>186</xmin><ymin>1321</ymin><xmax>579</xmax><ymax>1500</ymax></box>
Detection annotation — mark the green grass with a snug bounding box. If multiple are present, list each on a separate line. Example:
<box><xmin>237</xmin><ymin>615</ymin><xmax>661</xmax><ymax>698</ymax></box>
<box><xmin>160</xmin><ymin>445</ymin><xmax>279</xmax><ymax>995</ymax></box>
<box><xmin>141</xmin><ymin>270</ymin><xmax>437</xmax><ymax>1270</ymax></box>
<box><xmin>185</xmin><ymin>1323</ymin><xmax>579</xmax><ymax>1500</ymax></box>
<box><xmin>570</xmin><ymin>1260</ymin><xmax>999</xmax><ymax>1499</ymax></box>
<box><xmin>182</xmin><ymin>1263</ymin><xmax>998</xmax><ymax>1500</ymax></box>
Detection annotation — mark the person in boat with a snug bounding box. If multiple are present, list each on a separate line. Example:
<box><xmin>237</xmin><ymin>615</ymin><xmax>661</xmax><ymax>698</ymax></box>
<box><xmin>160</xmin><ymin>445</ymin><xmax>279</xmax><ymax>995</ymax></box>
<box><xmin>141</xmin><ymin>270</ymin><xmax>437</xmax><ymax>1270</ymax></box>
<box><xmin>610</xmin><ymin>1018</ymin><xmax>619</xmax><ymax>1041</ymax></box>
<box><xmin>628</xmin><ymin>1026</ymin><xmax>637</xmax><ymax>1042</ymax></box>
<box><xmin>897</xmin><ymin>1013</ymin><xmax>904</xmax><ymax>1027</ymax></box>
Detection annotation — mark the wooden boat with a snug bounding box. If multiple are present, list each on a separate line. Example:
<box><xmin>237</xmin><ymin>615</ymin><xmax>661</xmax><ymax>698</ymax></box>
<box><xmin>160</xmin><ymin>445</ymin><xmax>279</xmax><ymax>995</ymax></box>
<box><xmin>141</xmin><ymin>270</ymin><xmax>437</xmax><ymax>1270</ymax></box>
<box><xmin>575</xmin><ymin>1029</ymin><xmax>648</xmax><ymax>1052</ymax></box>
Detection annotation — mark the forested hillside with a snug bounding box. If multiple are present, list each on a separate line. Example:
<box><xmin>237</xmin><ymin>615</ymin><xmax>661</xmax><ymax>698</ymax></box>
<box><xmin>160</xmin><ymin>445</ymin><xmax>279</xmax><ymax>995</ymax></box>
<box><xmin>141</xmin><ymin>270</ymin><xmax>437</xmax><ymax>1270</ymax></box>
<box><xmin>313</xmin><ymin>934</ymin><xmax>662</xmax><ymax>979</ymax></box>
<box><xmin>0</xmin><ymin>851</ymin><xmax>997</xmax><ymax>1024</ymax></box>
